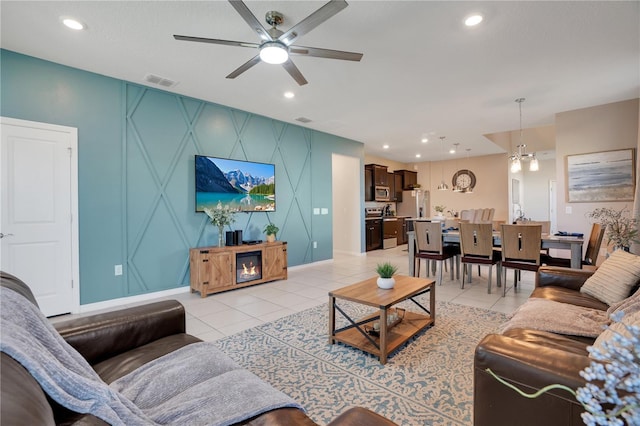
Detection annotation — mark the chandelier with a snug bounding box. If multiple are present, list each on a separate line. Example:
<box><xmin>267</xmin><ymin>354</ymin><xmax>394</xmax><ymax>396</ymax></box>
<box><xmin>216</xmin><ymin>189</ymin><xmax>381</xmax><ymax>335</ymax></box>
<box><xmin>509</xmin><ymin>98</ymin><xmax>539</xmax><ymax>173</ymax></box>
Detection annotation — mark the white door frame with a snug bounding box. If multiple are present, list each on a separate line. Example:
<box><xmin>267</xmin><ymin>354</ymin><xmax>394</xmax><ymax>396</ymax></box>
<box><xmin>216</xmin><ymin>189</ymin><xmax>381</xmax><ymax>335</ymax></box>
<box><xmin>1</xmin><ymin>116</ymin><xmax>80</xmax><ymax>313</ymax></box>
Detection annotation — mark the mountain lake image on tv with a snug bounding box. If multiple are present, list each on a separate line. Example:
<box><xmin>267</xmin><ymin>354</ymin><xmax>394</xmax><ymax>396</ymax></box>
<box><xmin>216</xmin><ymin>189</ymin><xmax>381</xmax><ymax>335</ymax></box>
<box><xmin>195</xmin><ymin>155</ymin><xmax>275</xmax><ymax>212</ymax></box>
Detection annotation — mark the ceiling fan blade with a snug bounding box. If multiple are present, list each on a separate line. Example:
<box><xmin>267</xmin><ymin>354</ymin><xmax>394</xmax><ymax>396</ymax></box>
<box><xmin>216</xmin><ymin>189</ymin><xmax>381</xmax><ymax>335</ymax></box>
<box><xmin>174</xmin><ymin>35</ymin><xmax>259</xmax><ymax>49</ymax></box>
<box><xmin>289</xmin><ymin>46</ymin><xmax>363</xmax><ymax>61</ymax></box>
<box><xmin>278</xmin><ymin>0</ymin><xmax>348</xmax><ymax>46</ymax></box>
<box><xmin>228</xmin><ymin>0</ymin><xmax>273</xmax><ymax>42</ymax></box>
<box><xmin>226</xmin><ymin>55</ymin><xmax>262</xmax><ymax>79</ymax></box>
<box><xmin>282</xmin><ymin>60</ymin><xmax>308</xmax><ymax>86</ymax></box>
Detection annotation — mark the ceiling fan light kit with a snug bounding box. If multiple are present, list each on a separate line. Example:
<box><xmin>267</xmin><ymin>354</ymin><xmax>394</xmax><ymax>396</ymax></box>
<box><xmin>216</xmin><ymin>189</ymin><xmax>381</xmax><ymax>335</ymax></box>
<box><xmin>259</xmin><ymin>41</ymin><xmax>289</xmax><ymax>64</ymax></box>
<box><xmin>173</xmin><ymin>0</ymin><xmax>363</xmax><ymax>85</ymax></box>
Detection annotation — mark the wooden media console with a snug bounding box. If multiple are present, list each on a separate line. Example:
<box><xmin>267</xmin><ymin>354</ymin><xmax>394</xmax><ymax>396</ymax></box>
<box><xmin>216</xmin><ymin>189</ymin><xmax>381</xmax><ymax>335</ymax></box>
<box><xmin>189</xmin><ymin>241</ymin><xmax>287</xmax><ymax>297</ymax></box>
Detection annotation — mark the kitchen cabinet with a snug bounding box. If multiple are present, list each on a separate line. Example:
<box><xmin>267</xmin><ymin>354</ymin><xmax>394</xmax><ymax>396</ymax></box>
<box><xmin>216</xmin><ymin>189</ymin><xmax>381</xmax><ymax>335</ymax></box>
<box><xmin>365</xmin><ymin>219</ymin><xmax>382</xmax><ymax>251</ymax></box>
<box><xmin>395</xmin><ymin>170</ymin><xmax>418</xmax><ymax>190</ymax></box>
<box><xmin>388</xmin><ymin>172</ymin><xmax>396</xmax><ymax>201</ymax></box>
<box><xmin>394</xmin><ymin>173</ymin><xmax>403</xmax><ymax>202</ymax></box>
<box><xmin>399</xmin><ymin>218</ymin><xmax>408</xmax><ymax>245</ymax></box>
<box><xmin>366</xmin><ymin>164</ymin><xmax>389</xmax><ymax>186</ymax></box>
<box><xmin>364</xmin><ymin>167</ymin><xmax>373</xmax><ymax>201</ymax></box>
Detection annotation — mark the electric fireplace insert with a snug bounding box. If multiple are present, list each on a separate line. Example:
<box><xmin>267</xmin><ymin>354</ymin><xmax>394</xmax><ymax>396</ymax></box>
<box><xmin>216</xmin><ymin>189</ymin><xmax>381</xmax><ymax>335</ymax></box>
<box><xmin>236</xmin><ymin>251</ymin><xmax>262</xmax><ymax>284</ymax></box>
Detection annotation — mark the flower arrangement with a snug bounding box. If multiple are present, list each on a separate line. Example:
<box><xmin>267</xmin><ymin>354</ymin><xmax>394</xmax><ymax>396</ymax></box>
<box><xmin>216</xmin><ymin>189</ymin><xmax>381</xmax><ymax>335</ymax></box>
<box><xmin>486</xmin><ymin>311</ymin><xmax>639</xmax><ymax>425</ymax></box>
<box><xmin>204</xmin><ymin>203</ymin><xmax>236</xmax><ymax>246</ymax></box>
<box><xmin>587</xmin><ymin>207</ymin><xmax>639</xmax><ymax>249</ymax></box>
<box><xmin>204</xmin><ymin>203</ymin><xmax>237</xmax><ymax>228</ymax></box>
<box><xmin>434</xmin><ymin>205</ymin><xmax>446</xmax><ymax>214</ymax></box>
<box><xmin>576</xmin><ymin>310</ymin><xmax>639</xmax><ymax>425</ymax></box>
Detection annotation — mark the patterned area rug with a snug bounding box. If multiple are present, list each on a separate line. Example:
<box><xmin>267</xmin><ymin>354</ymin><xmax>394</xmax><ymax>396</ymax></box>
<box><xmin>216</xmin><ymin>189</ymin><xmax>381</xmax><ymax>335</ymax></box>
<box><xmin>215</xmin><ymin>298</ymin><xmax>507</xmax><ymax>425</ymax></box>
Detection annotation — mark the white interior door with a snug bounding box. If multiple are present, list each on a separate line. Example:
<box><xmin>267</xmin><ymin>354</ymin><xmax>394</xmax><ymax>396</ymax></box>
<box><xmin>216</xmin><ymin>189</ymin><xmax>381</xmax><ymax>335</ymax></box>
<box><xmin>549</xmin><ymin>180</ymin><xmax>557</xmax><ymax>233</ymax></box>
<box><xmin>1</xmin><ymin>117</ymin><xmax>79</xmax><ymax>316</ymax></box>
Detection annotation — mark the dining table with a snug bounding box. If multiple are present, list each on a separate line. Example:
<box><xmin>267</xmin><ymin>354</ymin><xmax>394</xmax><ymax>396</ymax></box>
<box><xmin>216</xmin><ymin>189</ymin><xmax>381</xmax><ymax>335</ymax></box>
<box><xmin>406</xmin><ymin>227</ymin><xmax>584</xmax><ymax>277</ymax></box>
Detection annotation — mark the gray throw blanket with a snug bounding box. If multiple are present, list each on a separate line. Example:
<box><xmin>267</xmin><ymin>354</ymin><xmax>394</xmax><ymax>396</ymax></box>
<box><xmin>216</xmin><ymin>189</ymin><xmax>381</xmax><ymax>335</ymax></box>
<box><xmin>0</xmin><ymin>286</ymin><xmax>303</xmax><ymax>425</ymax></box>
<box><xmin>499</xmin><ymin>297</ymin><xmax>609</xmax><ymax>337</ymax></box>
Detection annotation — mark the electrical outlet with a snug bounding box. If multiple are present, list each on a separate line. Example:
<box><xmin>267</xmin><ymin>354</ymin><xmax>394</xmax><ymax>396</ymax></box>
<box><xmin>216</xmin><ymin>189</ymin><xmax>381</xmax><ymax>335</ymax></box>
<box><xmin>565</xmin><ymin>206</ymin><xmax>572</xmax><ymax>214</ymax></box>
<box><xmin>313</xmin><ymin>241</ymin><xmax>317</xmax><ymax>248</ymax></box>
<box><xmin>114</xmin><ymin>264</ymin><xmax>123</xmax><ymax>276</ymax></box>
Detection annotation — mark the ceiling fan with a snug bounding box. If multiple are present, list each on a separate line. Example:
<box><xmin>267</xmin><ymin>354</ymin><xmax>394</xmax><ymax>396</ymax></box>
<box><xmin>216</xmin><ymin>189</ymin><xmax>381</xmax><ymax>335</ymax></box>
<box><xmin>173</xmin><ymin>0</ymin><xmax>363</xmax><ymax>86</ymax></box>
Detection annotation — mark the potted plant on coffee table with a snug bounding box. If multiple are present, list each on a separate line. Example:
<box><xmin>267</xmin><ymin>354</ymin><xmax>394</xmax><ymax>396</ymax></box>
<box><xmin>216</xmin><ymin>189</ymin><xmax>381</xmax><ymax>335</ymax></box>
<box><xmin>264</xmin><ymin>223</ymin><xmax>279</xmax><ymax>243</ymax></box>
<box><xmin>376</xmin><ymin>262</ymin><xmax>398</xmax><ymax>289</ymax></box>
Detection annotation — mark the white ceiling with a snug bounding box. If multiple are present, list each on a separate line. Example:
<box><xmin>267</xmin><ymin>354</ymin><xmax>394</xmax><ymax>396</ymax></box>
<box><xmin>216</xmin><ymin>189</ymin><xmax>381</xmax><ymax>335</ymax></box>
<box><xmin>1</xmin><ymin>1</ymin><xmax>638</xmax><ymax>162</ymax></box>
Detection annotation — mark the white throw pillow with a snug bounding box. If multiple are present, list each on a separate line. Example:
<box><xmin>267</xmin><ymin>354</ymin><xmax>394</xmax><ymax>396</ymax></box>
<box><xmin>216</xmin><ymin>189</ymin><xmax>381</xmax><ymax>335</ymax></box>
<box><xmin>591</xmin><ymin>310</ymin><xmax>640</xmax><ymax>358</ymax></box>
<box><xmin>580</xmin><ymin>250</ymin><xmax>640</xmax><ymax>306</ymax></box>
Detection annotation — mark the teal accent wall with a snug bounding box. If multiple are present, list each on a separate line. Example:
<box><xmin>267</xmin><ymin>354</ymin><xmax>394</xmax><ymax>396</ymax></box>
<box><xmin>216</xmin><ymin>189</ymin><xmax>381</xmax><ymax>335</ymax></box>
<box><xmin>1</xmin><ymin>49</ymin><xmax>365</xmax><ymax>304</ymax></box>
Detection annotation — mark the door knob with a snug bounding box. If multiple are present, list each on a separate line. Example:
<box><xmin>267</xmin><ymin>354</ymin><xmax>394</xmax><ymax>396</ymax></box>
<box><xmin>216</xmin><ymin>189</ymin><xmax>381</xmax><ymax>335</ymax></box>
<box><xmin>0</xmin><ymin>233</ymin><xmax>15</xmax><ymax>239</ymax></box>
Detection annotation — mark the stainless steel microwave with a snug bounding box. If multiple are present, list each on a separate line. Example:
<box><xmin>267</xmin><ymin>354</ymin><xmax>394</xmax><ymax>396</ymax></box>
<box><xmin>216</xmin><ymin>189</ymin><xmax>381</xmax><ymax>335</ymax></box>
<box><xmin>375</xmin><ymin>186</ymin><xmax>390</xmax><ymax>201</ymax></box>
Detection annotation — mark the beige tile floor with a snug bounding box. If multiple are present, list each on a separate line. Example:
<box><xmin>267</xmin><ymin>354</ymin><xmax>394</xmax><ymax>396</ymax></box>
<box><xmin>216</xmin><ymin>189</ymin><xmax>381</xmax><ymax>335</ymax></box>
<box><xmin>51</xmin><ymin>245</ymin><xmax>535</xmax><ymax>341</ymax></box>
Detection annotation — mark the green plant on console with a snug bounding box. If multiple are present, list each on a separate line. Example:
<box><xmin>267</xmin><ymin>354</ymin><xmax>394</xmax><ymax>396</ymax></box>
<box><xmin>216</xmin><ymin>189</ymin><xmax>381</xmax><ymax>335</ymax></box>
<box><xmin>376</xmin><ymin>262</ymin><xmax>398</xmax><ymax>278</ymax></box>
<box><xmin>263</xmin><ymin>223</ymin><xmax>279</xmax><ymax>236</ymax></box>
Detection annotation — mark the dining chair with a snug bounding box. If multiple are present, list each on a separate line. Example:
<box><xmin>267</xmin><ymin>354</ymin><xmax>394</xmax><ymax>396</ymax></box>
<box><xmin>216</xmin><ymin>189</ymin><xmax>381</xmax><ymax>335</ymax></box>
<box><xmin>414</xmin><ymin>221</ymin><xmax>459</xmax><ymax>285</ymax></box>
<box><xmin>460</xmin><ymin>210</ymin><xmax>475</xmax><ymax>222</ymax></box>
<box><xmin>544</xmin><ymin>223</ymin><xmax>604</xmax><ymax>271</ymax></box>
<box><xmin>459</xmin><ymin>223</ymin><xmax>501</xmax><ymax>293</ymax></box>
<box><xmin>472</xmin><ymin>209</ymin><xmax>484</xmax><ymax>224</ymax></box>
<box><xmin>500</xmin><ymin>224</ymin><xmax>543</xmax><ymax>296</ymax></box>
<box><xmin>516</xmin><ymin>220</ymin><xmax>550</xmax><ymax>234</ymax></box>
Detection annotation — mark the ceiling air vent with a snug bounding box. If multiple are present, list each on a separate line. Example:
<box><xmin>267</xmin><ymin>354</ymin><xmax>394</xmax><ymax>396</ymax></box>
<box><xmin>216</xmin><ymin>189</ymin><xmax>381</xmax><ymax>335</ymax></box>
<box><xmin>295</xmin><ymin>117</ymin><xmax>312</xmax><ymax>123</ymax></box>
<box><xmin>144</xmin><ymin>73</ymin><xmax>178</xmax><ymax>88</ymax></box>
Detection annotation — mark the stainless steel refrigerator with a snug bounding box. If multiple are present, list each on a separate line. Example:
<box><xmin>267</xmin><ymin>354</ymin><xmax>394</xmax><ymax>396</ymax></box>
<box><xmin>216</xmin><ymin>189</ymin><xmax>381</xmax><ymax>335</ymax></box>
<box><xmin>396</xmin><ymin>189</ymin><xmax>429</xmax><ymax>218</ymax></box>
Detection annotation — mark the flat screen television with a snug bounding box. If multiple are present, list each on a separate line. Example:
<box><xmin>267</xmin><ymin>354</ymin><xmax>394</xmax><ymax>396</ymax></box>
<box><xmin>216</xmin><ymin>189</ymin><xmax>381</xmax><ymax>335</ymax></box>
<box><xmin>195</xmin><ymin>155</ymin><xmax>275</xmax><ymax>212</ymax></box>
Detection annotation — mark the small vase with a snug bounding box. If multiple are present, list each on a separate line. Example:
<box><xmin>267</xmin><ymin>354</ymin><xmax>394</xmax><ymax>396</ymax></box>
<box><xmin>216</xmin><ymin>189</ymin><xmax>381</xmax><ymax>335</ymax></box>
<box><xmin>218</xmin><ymin>225</ymin><xmax>225</xmax><ymax>247</ymax></box>
<box><xmin>377</xmin><ymin>277</ymin><xmax>395</xmax><ymax>289</ymax></box>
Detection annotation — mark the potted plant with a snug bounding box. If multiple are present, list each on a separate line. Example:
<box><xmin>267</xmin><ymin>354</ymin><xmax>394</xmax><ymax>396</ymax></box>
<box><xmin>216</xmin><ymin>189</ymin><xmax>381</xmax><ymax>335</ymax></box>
<box><xmin>587</xmin><ymin>206</ymin><xmax>639</xmax><ymax>251</ymax></box>
<box><xmin>264</xmin><ymin>223</ymin><xmax>279</xmax><ymax>243</ymax></box>
<box><xmin>204</xmin><ymin>204</ymin><xmax>236</xmax><ymax>247</ymax></box>
<box><xmin>434</xmin><ymin>205</ymin><xmax>446</xmax><ymax>219</ymax></box>
<box><xmin>375</xmin><ymin>262</ymin><xmax>398</xmax><ymax>289</ymax></box>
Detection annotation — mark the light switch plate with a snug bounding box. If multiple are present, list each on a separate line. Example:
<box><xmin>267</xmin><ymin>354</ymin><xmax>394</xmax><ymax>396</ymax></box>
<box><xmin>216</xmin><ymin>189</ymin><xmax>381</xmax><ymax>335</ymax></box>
<box><xmin>321</xmin><ymin>208</ymin><xmax>328</xmax><ymax>215</ymax></box>
<box><xmin>114</xmin><ymin>264</ymin><xmax>123</xmax><ymax>276</ymax></box>
<box><xmin>565</xmin><ymin>206</ymin><xmax>572</xmax><ymax>214</ymax></box>
<box><xmin>313</xmin><ymin>208</ymin><xmax>320</xmax><ymax>215</ymax></box>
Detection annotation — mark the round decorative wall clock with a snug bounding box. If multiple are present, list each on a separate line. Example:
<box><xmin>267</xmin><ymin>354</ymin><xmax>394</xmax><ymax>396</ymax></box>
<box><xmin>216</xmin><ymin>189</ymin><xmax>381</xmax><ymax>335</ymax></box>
<box><xmin>452</xmin><ymin>169</ymin><xmax>476</xmax><ymax>190</ymax></box>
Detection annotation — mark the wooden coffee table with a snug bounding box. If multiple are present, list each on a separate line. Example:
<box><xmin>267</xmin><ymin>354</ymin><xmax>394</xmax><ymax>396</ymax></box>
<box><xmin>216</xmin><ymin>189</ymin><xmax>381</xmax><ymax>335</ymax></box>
<box><xmin>328</xmin><ymin>275</ymin><xmax>435</xmax><ymax>364</ymax></box>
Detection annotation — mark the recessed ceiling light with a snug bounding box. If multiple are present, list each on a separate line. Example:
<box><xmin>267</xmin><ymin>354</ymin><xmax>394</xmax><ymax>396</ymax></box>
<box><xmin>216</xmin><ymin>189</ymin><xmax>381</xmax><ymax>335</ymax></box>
<box><xmin>284</xmin><ymin>91</ymin><xmax>294</xmax><ymax>99</ymax></box>
<box><xmin>383</xmin><ymin>144</ymin><xmax>389</xmax><ymax>149</ymax></box>
<box><xmin>465</xmin><ymin>14</ymin><xmax>483</xmax><ymax>27</ymax></box>
<box><xmin>61</xmin><ymin>17</ymin><xmax>85</xmax><ymax>30</ymax></box>
<box><xmin>449</xmin><ymin>148</ymin><xmax>456</xmax><ymax>154</ymax></box>
<box><xmin>415</xmin><ymin>154</ymin><xmax>421</xmax><ymax>158</ymax></box>
<box><xmin>421</xmin><ymin>137</ymin><xmax>428</xmax><ymax>143</ymax></box>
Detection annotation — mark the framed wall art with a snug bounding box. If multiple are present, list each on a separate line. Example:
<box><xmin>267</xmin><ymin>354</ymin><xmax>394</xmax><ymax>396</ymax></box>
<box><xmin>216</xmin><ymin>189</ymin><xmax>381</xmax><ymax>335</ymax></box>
<box><xmin>566</xmin><ymin>148</ymin><xmax>635</xmax><ymax>202</ymax></box>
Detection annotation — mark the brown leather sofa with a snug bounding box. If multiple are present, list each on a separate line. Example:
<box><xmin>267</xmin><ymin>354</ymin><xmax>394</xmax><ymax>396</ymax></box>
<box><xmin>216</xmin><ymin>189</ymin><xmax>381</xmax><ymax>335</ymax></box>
<box><xmin>474</xmin><ymin>266</ymin><xmax>639</xmax><ymax>426</ymax></box>
<box><xmin>1</xmin><ymin>271</ymin><xmax>396</xmax><ymax>426</ymax></box>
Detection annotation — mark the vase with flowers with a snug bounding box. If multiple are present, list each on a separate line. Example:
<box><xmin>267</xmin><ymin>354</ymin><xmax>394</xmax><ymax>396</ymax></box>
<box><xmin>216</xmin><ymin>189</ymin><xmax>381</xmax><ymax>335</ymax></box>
<box><xmin>587</xmin><ymin>206</ymin><xmax>639</xmax><ymax>252</ymax></box>
<box><xmin>204</xmin><ymin>203</ymin><xmax>237</xmax><ymax>247</ymax></box>
<box><xmin>434</xmin><ymin>205</ymin><xmax>446</xmax><ymax>219</ymax></box>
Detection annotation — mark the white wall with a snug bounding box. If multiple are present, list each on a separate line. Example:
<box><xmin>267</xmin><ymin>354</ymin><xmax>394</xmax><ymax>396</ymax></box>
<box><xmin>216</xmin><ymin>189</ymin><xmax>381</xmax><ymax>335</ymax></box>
<box><xmin>332</xmin><ymin>154</ymin><xmax>361</xmax><ymax>255</ymax></box>
<box><xmin>522</xmin><ymin>157</ymin><xmax>556</xmax><ymax>222</ymax></box>
<box><xmin>555</xmin><ymin>98</ymin><xmax>639</xmax><ymax>259</ymax></box>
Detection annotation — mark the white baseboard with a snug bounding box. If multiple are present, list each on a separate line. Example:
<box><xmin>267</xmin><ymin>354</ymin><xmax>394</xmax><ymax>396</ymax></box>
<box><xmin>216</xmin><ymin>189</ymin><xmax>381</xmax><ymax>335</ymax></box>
<box><xmin>79</xmin><ymin>286</ymin><xmax>190</xmax><ymax>314</ymax></box>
